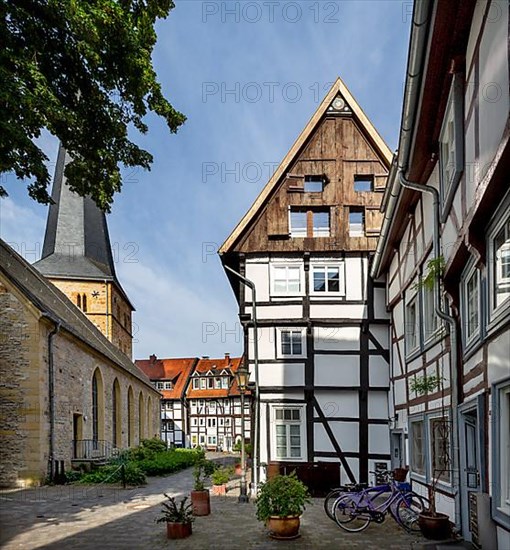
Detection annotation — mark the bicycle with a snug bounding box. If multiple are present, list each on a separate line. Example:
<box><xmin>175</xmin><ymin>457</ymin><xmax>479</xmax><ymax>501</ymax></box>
<box><xmin>324</xmin><ymin>482</ymin><xmax>370</xmax><ymax>521</ymax></box>
<box><xmin>332</xmin><ymin>471</ymin><xmax>427</xmax><ymax>533</ymax></box>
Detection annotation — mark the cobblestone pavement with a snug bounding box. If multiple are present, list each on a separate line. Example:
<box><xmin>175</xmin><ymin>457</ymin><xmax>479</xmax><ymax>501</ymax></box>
<box><xmin>0</xmin><ymin>455</ymin><xmax>427</xmax><ymax>550</ymax></box>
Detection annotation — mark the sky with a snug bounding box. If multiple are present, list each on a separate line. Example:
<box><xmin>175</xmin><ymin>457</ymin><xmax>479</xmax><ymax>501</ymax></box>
<box><xmin>0</xmin><ymin>0</ymin><xmax>412</xmax><ymax>360</ymax></box>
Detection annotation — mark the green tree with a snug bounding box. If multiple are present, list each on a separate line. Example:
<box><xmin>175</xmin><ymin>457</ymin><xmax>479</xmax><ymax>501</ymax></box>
<box><xmin>0</xmin><ymin>0</ymin><xmax>186</xmax><ymax>211</ymax></box>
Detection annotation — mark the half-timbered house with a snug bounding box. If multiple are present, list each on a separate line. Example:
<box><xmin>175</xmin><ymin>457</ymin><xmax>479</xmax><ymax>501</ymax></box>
<box><xmin>187</xmin><ymin>355</ymin><xmax>251</xmax><ymax>451</ymax></box>
<box><xmin>220</xmin><ymin>78</ymin><xmax>392</xmax><ymax>490</ymax></box>
<box><xmin>371</xmin><ymin>1</ymin><xmax>510</xmax><ymax>546</ymax></box>
<box><xmin>135</xmin><ymin>355</ymin><xmax>197</xmax><ymax>447</ymax></box>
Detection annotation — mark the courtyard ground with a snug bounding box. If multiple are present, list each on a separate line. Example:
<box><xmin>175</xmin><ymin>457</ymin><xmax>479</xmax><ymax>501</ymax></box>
<box><xmin>0</xmin><ymin>455</ymin><xmax>437</xmax><ymax>550</ymax></box>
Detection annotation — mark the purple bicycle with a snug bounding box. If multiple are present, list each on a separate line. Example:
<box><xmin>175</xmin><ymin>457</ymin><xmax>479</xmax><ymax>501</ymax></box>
<box><xmin>332</xmin><ymin>471</ymin><xmax>428</xmax><ymax>532</ymax></box>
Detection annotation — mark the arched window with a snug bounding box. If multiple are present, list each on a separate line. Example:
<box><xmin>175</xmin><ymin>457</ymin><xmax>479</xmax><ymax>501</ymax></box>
<box><xmin>147</xmin><ymin>396</ymin><xmax>153</xmax><ymax>439</ymax></box>
<box><xmin>112</xmin><ymin>379</ymin><xmax>121</xmax><ymax>447</ymax></box>
<box><xmin>139</xmin><ymin>392</ymin><xmax>145</xmax><ymax>441</ymax></box>
<box><xmin>92</xmin><ymin>369</ymin><xmax>104</xmax><ymax>445</ymax></box>
<box><xmin>127</xmin><ymin>386</ymin><xmax>135</xmax><ymax>447</ymax></box>
<box><xmin>76</xmin><ymin>294</ymin><xmax>81</xmax><ymax>308</ymax></box>
<box><xmin>82</xmin><ymin>294</ymin><xmax>88</xmax><ymax>312</ymax></box>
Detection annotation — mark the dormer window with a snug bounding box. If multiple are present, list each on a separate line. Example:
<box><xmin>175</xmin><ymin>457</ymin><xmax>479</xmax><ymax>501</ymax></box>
<box><xmin>304</xmin><ymin>175</ymin><xmax>324</xmax><ymax>193</ymax></box>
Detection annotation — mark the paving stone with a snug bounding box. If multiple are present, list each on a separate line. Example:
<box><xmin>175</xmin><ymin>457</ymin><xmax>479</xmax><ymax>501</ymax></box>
<box><xmin>0</xmin><ymin>456</ymin><xmax>426</xmax><ymax>550</ymax></box>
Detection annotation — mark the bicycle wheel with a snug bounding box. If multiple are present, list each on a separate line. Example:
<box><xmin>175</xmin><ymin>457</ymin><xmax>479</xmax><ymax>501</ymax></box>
<box><xmin>334</xmin><ymin>495</ymin><xmax>371</xmax><ymax>532</ymax></box>
<box><xmin>395</xmin><ymin>491</ymin><xmax>427</xmax><ymax>532</ymax></box>
<box><xmin>324</xmin><ymin>489</ymin><xmax>344</xmax><ymax>521</ymax></box>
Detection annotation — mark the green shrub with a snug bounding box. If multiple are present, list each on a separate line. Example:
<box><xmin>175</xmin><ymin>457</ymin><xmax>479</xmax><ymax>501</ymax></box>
<box><xmin>256</xmin><ymin>473</ymin><xmax>311</xmax><ymax>522</ymax></box>
<box><xmin>64</xmin><ymin>470</ymin><xmax>83</xmax><ymax>483</ymax></box>
<box><xmin>137</xmin><ymin>449</ymin><xmax>200</xmax><ymax>476</ymax></box>
<box><xmin>211</xmin><ymin>467</ymin><xmax>230</xmax><ymax>485</ymax></box>
<box><xmin>80</xmin><ymin>463</ymin><xmax>146</xmax><ymax>485</ymax></box>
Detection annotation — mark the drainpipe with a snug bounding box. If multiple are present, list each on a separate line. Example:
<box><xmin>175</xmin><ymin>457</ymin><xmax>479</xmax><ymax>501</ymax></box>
<box><xmin>398</xmin><ymin>171</ymin><xmax>461</xmax><ymax>527</ymax></box>
<box><xmin>44</xmin><ymin>315</ymin><xmax>61</xmax><ymax>481</ymax></box>
<box><xmin>223</xmin><ymin>265</ymin><xmax>260</xmax><ymax>494</ymax></box>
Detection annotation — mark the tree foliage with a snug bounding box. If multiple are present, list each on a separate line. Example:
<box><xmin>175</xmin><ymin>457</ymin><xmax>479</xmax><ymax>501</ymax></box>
<box><xmin>0</xmin><ymin>0</ymin><xmax>186</xmax><ymax>211</ymax></box>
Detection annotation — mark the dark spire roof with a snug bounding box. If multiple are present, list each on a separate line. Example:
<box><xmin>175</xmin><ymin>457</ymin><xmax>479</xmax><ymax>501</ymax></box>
<box><xmin>34</xmin><ymin>144</ymin><xmax>117</xmax><ymax>280</ymax></box>
<box><xmin>34</xmin><ymin>144</ymin><xmax>135</xmax><ymax>310</ymax></box>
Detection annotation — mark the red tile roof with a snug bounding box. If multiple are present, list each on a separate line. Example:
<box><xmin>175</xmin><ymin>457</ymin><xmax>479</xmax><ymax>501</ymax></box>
<box><xmin>135</xmin><ymin>356</ymin><xmax>197</xmax><ymax>399</ymax></box>
<box><xmin>187</xmin><ymin>356</ymin><xmax>249</xmax><ymax>399</ymax></box>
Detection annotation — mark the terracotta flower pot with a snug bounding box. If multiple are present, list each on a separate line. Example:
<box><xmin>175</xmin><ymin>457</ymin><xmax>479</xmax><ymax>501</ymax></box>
<box><xmin>267</xmin><ymin>516</ymin><xmax>300</xmax><ymax>539</ymax></box>
<box><xmin>166</xmin><ymin>522</ymin><xmax>192</xmax><ymax>539</ymax></box>
<box><xmin>235</xmin><ymin>464</ymin><xmax>242</xmax><ymax>476</ymax></box>
<box><xmin>212</xmin><ymin>483</ymin><xmax>227</xmax><ymax>496</ymax></box>
<box><xmin>191</xmin><ymin>489</ymin><xmax>210</xmax><ymax>516</ymax></box>
<box><xmin>418</xmin><ymin>512</ymin><xmax>451</xmax><ymax>540</ymax></box>
<box><xmin>393</xmin><ymin>468</ymin><xmax>409</xmax><ymax>482</ymax></box>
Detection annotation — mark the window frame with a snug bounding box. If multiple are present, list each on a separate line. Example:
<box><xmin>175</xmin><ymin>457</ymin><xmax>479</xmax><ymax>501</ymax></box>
<box><xmin>439</xmin><ymin>73</ymin><xmax>464</xmax><ymax>221</ymax></box>
<box><xmin>276</xmin><ymin>327</ymin><xmax>306</xmax><ymax>359</ymax></box>
<box><xmin>304</xmin><ymin>175</ymin><xmax>324</xmax><ymax>193</ymax></box>
<box><xmin>404</xmin><ymin>292</ymin><xmax>420</xmax><ymax>357</ymax></box>
<box><xmin>270</xmin><ymin>263</ymin><xmax>304</xmax><ymax>297</ymax></box>
<box><xmin>289</xmin><ymin>207</ymin><xmax>330</xmax><ymax>238</ymax></box>
<box><xmin>409</xmin><ymin>417</ymin><xmax>426</xmax><ymax>478</ymax></box>
<box><xmin>460</xmin><ymin>260</ymin><xmax>483</xmax><ymax>350</ymax></box>
<box><xmin>354</xmin><ymin>175</ymin><xmax>374</xmax><ymax>193</ymax></box>
<box><xmin>270</xmin><ymin>405</ymin><xmax>305</xmax><ymax>462</ymax></box>
<box><xmin>310</xmin><ymin>262</ymin><xmax>346</xmax><ymax>296</ymax></box>
<box><xmin>492</xmin><ymin>378</ymin><xmax>510</xmax><ymax>529</ymax></box>
<box><xmin>192</xmin><ymin>378</ymin><xmax>200</xmax><ymax>389</ymax></box>
<box><xmin>349</xmin><ymin>208</ymin><xmax>365</xmax><ymax>237</ymax></box>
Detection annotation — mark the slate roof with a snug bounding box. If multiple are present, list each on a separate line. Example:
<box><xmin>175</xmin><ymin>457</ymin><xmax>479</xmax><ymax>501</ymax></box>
<box><xmin>33</xmin><ymin>144</ymin><xmax>134</xmax><ymax>309</ymax></box>
<box><xmin>135</xmin><ymin>356</ymin><xmax>198</xmax><ymax>400</ymax></box>
<box><xmin>0</xmin><ymin>239</ymin><xmax>155</xmax><ymax>392</ymax></box>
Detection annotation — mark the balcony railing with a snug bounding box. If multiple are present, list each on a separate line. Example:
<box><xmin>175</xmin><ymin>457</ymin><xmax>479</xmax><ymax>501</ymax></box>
<box><xmin>72</xmin><ymin>439</ymin><xmax>116</xmax><ymax>461</ymax></box>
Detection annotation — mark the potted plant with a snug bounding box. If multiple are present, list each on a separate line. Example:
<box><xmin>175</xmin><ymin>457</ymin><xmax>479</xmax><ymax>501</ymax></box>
<box><xmin>256</xmin><ymin>472</ymin><xmax>311</xmax><ymax>540</ymax></box>
<box><xmin>155</xmin><ymin>494</ymin><xmax>194</xmax><ymax>539</ymax></box>
<box><xmin>211</xmin><ymin>467</ymin><xmax>230</xmax><ymax>496</ymax></box>
<box><xmin>190</xmin><ymin>458</ymin><xmax>216</xmax><ymax>516</ymax></box>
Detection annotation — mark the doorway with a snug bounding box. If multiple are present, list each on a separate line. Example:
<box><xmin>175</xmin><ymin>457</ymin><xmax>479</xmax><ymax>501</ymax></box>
<box><xmin>459</xmin><ymin>395</ymin><xmax>485</xmax><ymax>542</ymax></box>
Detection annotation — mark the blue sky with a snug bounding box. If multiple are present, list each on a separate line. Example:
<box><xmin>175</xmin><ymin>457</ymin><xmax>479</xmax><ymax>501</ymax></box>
<box><xmin>0</xmin><ymin>0</ymin><xmax>411</xmax><ymax>360</ymax></box>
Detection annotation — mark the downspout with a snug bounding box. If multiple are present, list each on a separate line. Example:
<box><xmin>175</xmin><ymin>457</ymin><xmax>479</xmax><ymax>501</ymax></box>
<box><xmin>44</xmin><ymin>315</ymin><xmax>61</xmax><ymax>481</ymax></box>
<box><xmin>398</xmin><ymin>171</ymin><xmax>461</xmax><ymax>526</ymax></box>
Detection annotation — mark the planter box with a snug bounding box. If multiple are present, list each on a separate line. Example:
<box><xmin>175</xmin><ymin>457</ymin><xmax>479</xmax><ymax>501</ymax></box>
<box><xmin>191</xmin><ymin>490</ymin><xmax>210</xmax><ymax>516</ymax></box>
<box><xmin>166</xmin><ymin>522</ymin><xmax>192</xmax><ymax>539</ymax></box>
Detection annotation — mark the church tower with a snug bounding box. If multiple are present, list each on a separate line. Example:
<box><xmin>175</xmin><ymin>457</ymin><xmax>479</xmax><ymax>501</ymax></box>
<box><xmin>34</xmin><ymin>144</ymin><xmax>134</xmax><ymax>358</ymax></box>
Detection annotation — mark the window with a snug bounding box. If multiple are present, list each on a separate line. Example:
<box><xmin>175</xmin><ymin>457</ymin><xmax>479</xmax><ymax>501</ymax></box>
<box><xmin>200</xmin><ymin>378</ymin><xmax>206</xmax><ymax>389</ymax></box>
<box><xmin>277</xmin><ymin>328</ymin><xmax>305</xmax><ymax>357</ymax></box>
<box><xmin>494</xmin><ymin>219</ymin><xmax>510</xmax><ymax>309</ymax></box>
<box><xmin>192</xmin><ymin>378</ymin><xmax>200</xmax><ymax>389</ymax></box>
<box><xmin>199</xmin><ymin>435</ymin><xmax>205</xmax><ymax>444</ymax></box>
<box><xmin>349</xmin><ymin>209</ymin><xmax>364</xmax><ymax>236</ymax></box>
<box><xmin>304</xmin><ymin>175</ymin><xmax>324</xmax><ymax>193</ymax></box>
<box><xmin>76</xmin><ymin>294</ymin><xmax>81</xmax><ymax>309</ymax></box>
<box><xmin>273</xmin><ymin>408</ymin><xmax>303</xmax><ymax>460</ymax></box>
<box><xmin>208</xmin><ymin>418</ymin><xmax>216</xmax><ymax>428</ymax></box>
<box><xmin>422</xmin><ymin>284</ymin><xmax>438</xmax><ymax>343</ymax></box>
<box><xmin>164</xmin><ymin>382</ymin><xmax>172</xmax><ymax>390</ymax></box>
<box><xmin>156</xmin><ymin>382</ymin><xmax>164</xmax><ymax>390</ymax></box>
<box><xmin>192</xmin><ymin>418</ymin><xmax>198</xmax><ymax>426</ymax></box>
<box><xmin>209</xmin><ymin>401</ymin><xmax>216</xmax><ymax>410</ymax></box>
<box><xmin>430</xmin><ymin>417</ymin><xmax>451</xmax><ymax>483</ymax></box>
<box><xmin>290</xmin><ymin>208</ymin><xmax>330</xmax><ymax>238</ymax></box>
<box><xmin>405</xmin><ymin>296</ymin><xmax>419</xmax><ymax>354</ymax></box>
<box><xmin>290</xmin><ymin>210</ymin><xmax>307</xmax><ymax>237</ymax></box>
<box><xmin>271</xmin><ymin>265</ymin><xmax>302</xmax><ymax>295</ymax></box>
<box><xmin>224</xmin><ymin>398</ymin><xmax>229</xmax><ymax>407</ymax></box>
<box><xmin>311</xmin><ymin>264</ymin><xmax>344</xmax><ymax>294</ymax></box>
<box><xmin>82</xmin><ymin>294</ymin><xmax>87</xmax><ymax>312</ymax></box>
<box><xmin>354</xmin><ymin>175</ymin><xmax>373</xmax><ymax>192</ymax></box>
<box><xmin>199</xmin><ymin>418</ymin><xmax>205</xmax><ymax>426</ymax></box>
<box><xmin>492</xmin><ymin>380</ymin><xmax>510</xmax><ymax>527</ymax></box>
<box><xmin>462</xmin><ymin>267</ymin><xmax>480</xmax><ymax>344</ymax></box>
<box><xmin>219</xmin><ymin>418</ymin><xmax>224</xmax><ymax>426</ymax></box>
<box><xmin>221</xmin><ymin>377</ymin><xmax>229</xmax><ymax>389</ymax></box>
<box><xmin>439</xmin><ymin>74</ymin><xmax>464</xmax><ymax>217</ymax></box>
<box><xmin>410</xmin><ymin>420</ymin><xmax>425</xmax><ymax>475</ymax></box>
<box><xmin>215</xmin><ymin>378</ymin><xmax>221</xmax><ymax>389</ymax></box>
<box><xmin>207</xmin><ymin>377</ymin><xmax>214</xmax><ymax>389</ymax></box>
<box><xmin>198</xmin><ymin>399</ymin><xmax>205</xmax><ymax>408</ymax></box>
<box><xmin>208</xmin><ymin>435</ymin><xmax>217</xmax><ymax>445</ymax></box>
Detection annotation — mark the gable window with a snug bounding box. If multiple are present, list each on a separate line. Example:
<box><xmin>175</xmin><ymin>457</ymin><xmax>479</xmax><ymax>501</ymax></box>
<box><xmin>164</xmin><ymin>382</ymin><xmax>172</xmax><ymax>390</ymax></box>
<box><xmin>273</xmin><ymin>407</ymin><xmax>303</xmax><ymax>460</ymax></box>
<box><xmin>410</xmin><ymin>419</ymin><xmax>425</xmax><ymax>476</ymax></box>
<box><xmin>156</xmin><ymin>382</ymin><xmax>164</xmax><ymax>390</ymax></box>
<box><xmin>405</xmin><ymin>295</ymin><xmax>419</xmax><ymax>355</ymax></box>
<box><xmin>200</xmin><ymin>378</ymin><xmax>206</xmax><ymax>389</ymax></box>
<box><xmin>439</xmin><ymin>74</ymin><xmax>464</xmax><ymax>218</ymax></box>
<box><xmin>221</xmin><ymin>377</ymin><xmax>229</xmax><ymax>389</ymax></box>
<box><xmin>304</xmin><ymin>175</ymin><xmax>324</xmax><ymax>193</ymax></box>
<box><xmin>290</xmin><ymin>208</ymin><xmax>330</xmax><ymax>238</ymax></box>
<box><xmin>349</xmin><ymin>209</ymin><xmax>364</xmax><ymax>236</ymax></box>
<box><xmin>354</xmin><ymin>175</ymin><xmax>374</xmax><ymax>192</ymax></box>
<box><xmin>277</xmin><ymin>328</ymin><xmax>305</xmax><ymax>357</ymax></box>
<box><xmin>192</xmin><ymin>378</ymin><xmax>200</xmax><ymax>389</ymax></box>
<box><xmin>207</xmin><ymin>377</ymin><xmax>214</xmax><ymax>389</ymax></box>
<box><xmin>215</xmin><ymin>378</ymin><xmax>221</xmax><ymax>389</ymax></box>
<box><xmin>311</xmin><ymin>264</ymin><xmax>344</xmax><ymax>294</ymax></box>
<box><xmin>271</xmin><ymin>265</ymin><xmax>302</xmax><ymax>295</ymax></box>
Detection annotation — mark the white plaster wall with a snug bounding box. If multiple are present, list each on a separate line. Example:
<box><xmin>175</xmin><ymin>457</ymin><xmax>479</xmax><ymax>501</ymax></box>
<box><xmin>369</xmin><ymin>425</ymin><xmax>390</xmax><ymax>454</ymax></box>
<box><xmin>310</xmin><ymin>304</ymin><xmax>366</xmax><ymax>319</ymax></box>
<box><xmin>247</xmin><ymin>326</ymin><xmax>276</xmax><ymax>360</ymax></box>
<box><xmin>368</xmin><ymin>392</ymin><xmax>389</xmax><ymax>419</ymax></box>
<box><xmin>256</xmin><ymin>305</ymin><xmax>303</xmax><ymax>319</ymax></box>
<box><xmin>487</xmin><ymin>330</ymin><xmax>510</xmax><ymax>384</ymax></box>
<box><xmin>345</xmin><ymin>256</ymin><xmax>364</xmax><ymax>301</ymax></box>
<box><xmin>369</xmin><ymin>325</ymin><xmax>389</xmax><ymax>349</ymax></box>
<box><xmin>314</xmin><ymin>354</ymin><xmax>360</xmax><ymax>386</ymax></box>
<box><xmin>245</xmin><ymin>261</ymin><xmax>270</xmax><ymax>302</ymax></box>
<box><xmin>374</xmin><ymin>288</ymin><xmax>388</xmax><ymax>319</ymax></box>
<box><xmin>369</xmin><ymin>356</ymin><xmax>390</xmax><ymax>387</ymax></box>
<box><xmin>315</xmin><ymin>391</ymin><xmax>358</xmax><ymax>418</ymax></box>
<box><xmin>314</xmin><ymin>326</ymin><xmax>360</xmax><ymax>351</ymax></box>
<box><xmin>259</xmin><ymin>362</ymin><xmax>305</xmax><ymax>387</ymax></box>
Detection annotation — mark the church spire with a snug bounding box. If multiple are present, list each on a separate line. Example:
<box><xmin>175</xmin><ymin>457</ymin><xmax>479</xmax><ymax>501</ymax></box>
<box><xmin>35</xmin><ymin>144</ymin><xmax>117</xmax><ymax>280</ymax></box>
<box><xmin>34</xmin><ymin>143</ymin><xmax>134</xmax><ymax>358</ymax></box>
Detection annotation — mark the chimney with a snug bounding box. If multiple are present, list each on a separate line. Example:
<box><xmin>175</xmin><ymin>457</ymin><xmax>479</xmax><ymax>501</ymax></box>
<box><xmin>224</xmin><ymin>352</ymin><xmax>230</xmax><ymax>361</ymax></box>
<box><xmin>149</xmin><ymin>354</ymin><xmax>157</xmax><ymax>364</ymax></box>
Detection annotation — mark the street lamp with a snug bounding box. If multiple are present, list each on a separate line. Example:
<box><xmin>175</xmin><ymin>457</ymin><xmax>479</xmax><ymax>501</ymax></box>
<box><xmin>236</xmin><ymin>362</ymin><xmax>249</xmax><ymax>503</ymax></box>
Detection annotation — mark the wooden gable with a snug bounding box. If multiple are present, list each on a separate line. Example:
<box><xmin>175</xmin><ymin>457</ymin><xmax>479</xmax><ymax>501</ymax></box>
<box><xmin>220</xmin><ymin>78</ymin><xmax>392</xmax><ymax>256</ymax></box>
